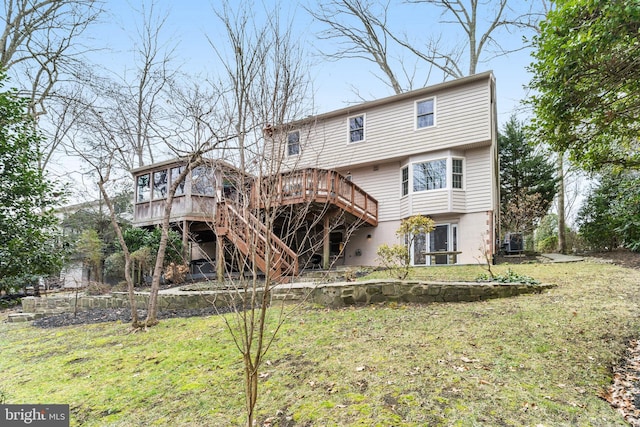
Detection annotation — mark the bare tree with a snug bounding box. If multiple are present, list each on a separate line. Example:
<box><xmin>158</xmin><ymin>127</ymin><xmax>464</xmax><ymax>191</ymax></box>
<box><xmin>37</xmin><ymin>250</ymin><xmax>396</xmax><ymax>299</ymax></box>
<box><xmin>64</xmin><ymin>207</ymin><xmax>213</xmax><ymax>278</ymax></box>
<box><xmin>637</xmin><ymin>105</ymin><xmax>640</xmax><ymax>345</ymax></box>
<box><xmin>308</xmin><ymin>0</ymin><xmax>414</xmax><ymax>95</ymax></box>
<box><xmin>55</xmin><ymin>1</ymin><xmax>220</xmax><ymax>328</ymax></box>
<box><xmin>401</xmin><ymin>0</ymin><xmax>513</xmax><ymax>77</ymax></box>
<box><xmin>310</xmin><ymin>0</ymin><xmax>548</xmax><ymax>91</ymax></box>
<box><xmin>0</xmin><ymin>0</ymin><xmax>102</xmax><ymax>170</ymax></box>
<box><xmin>203</xmin><ymin>4</ymin><xmax>374</xmax><ymax>425</ymax></box>
<box><xmin>501</xmin><ymin>188</ymin><xmax>549</xmax><ymax>238</ymax></box>
<box><xmin>0</xmin><ymin>0</ymin><xmax>103</xmax><ymax>116</ymax></box>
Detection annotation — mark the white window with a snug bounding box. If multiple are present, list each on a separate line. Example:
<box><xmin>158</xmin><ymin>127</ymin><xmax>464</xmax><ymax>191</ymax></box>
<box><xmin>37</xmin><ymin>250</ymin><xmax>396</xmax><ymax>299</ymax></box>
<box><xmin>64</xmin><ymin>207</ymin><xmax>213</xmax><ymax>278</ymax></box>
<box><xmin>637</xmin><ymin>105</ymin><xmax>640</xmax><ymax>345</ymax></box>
<box><xmin>401</xmin><ymin>166</ymin><xmax>409</xmax><ymax>196</ymax></box>
<box><xmin>452</xmin><ymin>158</ymin><xmax>463</xmax><ymax>189</ymax></box>
<box><xmin>153</xmin><ymin>169</ymin><xmax>168</xmax><ymax>199</ymax></box>
<box><xmin>170</xmin><ymin>166</ymin><xmax>186</xmax><ymax>196</ymax></box>
<box><xmin>416</xmin><ymin>98</ymin><xmax>435</xmax><ymax>129</ymax></box>
<box><xmin>136</xmin><ymin>174</ymin><xmax>150</xmax><ymax>202</ymax></box>
<box><xmin>348</xmin><ymin>114</ymin><xmax>365</xmax><ymax>143</ymax></box>
<box><xmin>413</xmin><ymin>159</ymin><xmax>446</xmax><ymax>191</ymax></box>
<box><xmin>287</xmin><ymin>131</ymin><xmax>300</xmax><ymax>156</ymax></box>
<box><xmin>192</xmin><ymin>165</ymin><xmax>215</xmax><ymax>196</ymax></box>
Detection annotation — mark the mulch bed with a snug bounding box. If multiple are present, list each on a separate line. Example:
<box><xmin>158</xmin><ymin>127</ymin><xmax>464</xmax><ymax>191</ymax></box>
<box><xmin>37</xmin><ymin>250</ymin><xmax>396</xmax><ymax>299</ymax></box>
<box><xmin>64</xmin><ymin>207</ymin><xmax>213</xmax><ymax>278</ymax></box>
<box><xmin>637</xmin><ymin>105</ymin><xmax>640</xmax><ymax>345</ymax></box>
<box><xmin>31</xmin><ymin>306</ymin><xmax>229</xmax><ymax>329</ymax></box>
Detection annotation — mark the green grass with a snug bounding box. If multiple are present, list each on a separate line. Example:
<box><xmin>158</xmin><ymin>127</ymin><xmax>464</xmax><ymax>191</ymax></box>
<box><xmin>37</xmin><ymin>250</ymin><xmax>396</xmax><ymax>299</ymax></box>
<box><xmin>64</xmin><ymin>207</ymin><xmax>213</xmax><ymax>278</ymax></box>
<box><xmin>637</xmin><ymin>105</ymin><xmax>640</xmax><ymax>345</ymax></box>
<box><xmin>1</xmin><ymin>262</ymin><xmax>638</xmax><ymax>426</ymax></box>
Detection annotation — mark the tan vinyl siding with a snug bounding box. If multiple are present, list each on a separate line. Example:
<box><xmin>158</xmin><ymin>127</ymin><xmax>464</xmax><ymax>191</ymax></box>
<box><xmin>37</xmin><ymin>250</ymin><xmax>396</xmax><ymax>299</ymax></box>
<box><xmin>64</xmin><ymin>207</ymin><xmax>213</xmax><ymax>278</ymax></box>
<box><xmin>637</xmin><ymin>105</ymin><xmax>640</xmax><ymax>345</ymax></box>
<box><xmin>452</xmin><ymin>191</ymin><xmax>466</xmax><ymax>212</ymax></box>
<box><xmin>346</xmin><ymin>162</ymin><xmax>401</xmax><ymax>222</ymax></box>
<box><xmin>399</xmin><ymin>197</ymin><xmax>410</xmax><ymax>218</ymax></box>
<box><xmin>410</xmin><ymin>191</ymin><xmax>449</xmax><ymax>215</ymax></box>
<box><xmin>465</xmin><ymin>147</ymin><xmax>493</xmax><ymax>212</ymax></box>
<box><xmin>278</xmin><ymin>77</ymin><xmax>492</xmax><ymax>171</ymax></box>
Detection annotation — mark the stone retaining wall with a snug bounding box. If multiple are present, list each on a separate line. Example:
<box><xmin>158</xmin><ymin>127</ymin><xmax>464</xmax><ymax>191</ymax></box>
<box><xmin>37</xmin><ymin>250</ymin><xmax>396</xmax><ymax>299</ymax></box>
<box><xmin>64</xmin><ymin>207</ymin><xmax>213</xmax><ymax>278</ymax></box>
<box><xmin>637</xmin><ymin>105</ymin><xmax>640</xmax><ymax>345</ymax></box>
<box><xmin>17</xmin><ymin>280</ymin><xmax>554</xmax><ymax>318</ymax></box>
<box><xmin>309</xmin><ymin>280</ymin><xmax>555</xmax><ymax>308</ymax></box>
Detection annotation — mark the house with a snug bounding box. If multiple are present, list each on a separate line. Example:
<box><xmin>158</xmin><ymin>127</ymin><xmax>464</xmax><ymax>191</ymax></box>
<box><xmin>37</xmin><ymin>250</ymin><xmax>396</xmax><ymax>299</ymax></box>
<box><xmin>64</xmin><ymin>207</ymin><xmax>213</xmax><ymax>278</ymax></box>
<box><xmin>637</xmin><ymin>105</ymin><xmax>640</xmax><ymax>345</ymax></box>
<box><xmin>131</xmin><ymin>71</ymin><xmax>498</xmax><ymax>281</ymax></box>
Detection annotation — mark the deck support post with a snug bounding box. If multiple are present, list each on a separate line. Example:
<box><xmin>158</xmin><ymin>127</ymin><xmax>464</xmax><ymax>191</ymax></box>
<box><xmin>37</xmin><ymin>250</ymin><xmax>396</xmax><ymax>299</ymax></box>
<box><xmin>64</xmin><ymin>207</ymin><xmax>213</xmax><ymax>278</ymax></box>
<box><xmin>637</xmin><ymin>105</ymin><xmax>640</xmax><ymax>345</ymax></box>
<box><xmin>323</xmin><ymin>216</ymin><xmax>330</xmax><ymax>270</ymax></box>
<box><xmin>216</xmin><ymin>234</ymin><xmax>225</xmax><ymax>282</ymax></box>
<box><xmin>182</xmin><ymin>220</ymin><xmax>190</xmax><ymax>265</ymax></box>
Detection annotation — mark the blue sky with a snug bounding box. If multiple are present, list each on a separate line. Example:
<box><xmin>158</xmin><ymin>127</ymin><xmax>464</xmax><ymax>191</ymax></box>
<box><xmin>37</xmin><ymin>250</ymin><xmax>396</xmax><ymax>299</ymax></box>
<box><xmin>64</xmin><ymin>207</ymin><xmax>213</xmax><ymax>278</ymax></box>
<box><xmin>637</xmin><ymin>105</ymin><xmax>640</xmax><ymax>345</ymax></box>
<box><xmin>85</xmin><ymin>0</ymin><xmax>539</xmax><ymax>126</ymax></box>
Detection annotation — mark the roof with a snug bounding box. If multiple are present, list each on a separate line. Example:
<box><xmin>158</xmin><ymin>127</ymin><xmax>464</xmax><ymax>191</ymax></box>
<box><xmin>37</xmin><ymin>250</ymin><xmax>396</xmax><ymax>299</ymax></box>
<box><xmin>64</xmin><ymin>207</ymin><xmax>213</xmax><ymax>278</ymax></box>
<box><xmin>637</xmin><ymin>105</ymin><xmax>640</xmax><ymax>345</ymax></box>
<box><xmin>130</xmin><ymin>157</ymin><xmax>244</xmax><ymax>176</ymax></box>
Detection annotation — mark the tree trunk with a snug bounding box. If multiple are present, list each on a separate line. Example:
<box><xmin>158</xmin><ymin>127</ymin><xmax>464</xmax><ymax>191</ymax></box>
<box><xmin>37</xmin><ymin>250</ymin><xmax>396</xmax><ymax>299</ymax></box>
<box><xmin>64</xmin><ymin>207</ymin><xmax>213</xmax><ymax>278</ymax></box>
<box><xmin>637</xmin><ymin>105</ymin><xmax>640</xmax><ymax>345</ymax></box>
<box><xmin>557</xmin><ymin>154</ymin><xmax>566</xmax><ymax>254</ymax></box>
<box><xmin>97</xmin><ymin>181</ymin><xmax>139</xmax><ymax>326</ymax></box>
<box><xmin>244</xmin><ymin>355</ymin><xmax>258</xmax><ymax>427</ymax></box>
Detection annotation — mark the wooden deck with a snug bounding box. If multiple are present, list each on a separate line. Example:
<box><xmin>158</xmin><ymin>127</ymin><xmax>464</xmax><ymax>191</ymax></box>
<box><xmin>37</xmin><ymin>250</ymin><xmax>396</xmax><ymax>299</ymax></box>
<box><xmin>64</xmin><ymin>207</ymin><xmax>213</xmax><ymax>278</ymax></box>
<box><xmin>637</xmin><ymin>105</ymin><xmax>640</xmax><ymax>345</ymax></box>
<box><xmin>132</xmin><ymin>164</ymin><xmax>377</xmax><ymax>283</ymax></box>
<box><xmin>251</xmin><ymin>168</ymin><xmax>378</xmax><ymax>226</ymax></box>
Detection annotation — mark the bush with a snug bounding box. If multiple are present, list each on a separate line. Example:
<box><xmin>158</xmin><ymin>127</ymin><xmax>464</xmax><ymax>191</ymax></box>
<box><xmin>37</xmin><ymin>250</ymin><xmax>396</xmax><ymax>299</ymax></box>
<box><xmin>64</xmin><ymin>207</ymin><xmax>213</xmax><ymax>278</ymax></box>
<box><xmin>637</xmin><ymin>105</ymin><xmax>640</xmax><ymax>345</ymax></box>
<box><xmin>576</xmin><ymin>171</ymin><xmax>640</xmax><ymax>252</ymax></box>
<box><xmin>376</xmin><ymin>215</ymin><xmax>435</xmax><ymax>280</ymax></box>
<box><xmin>537</xmin><ymin>236</ymin><xmax>557</xmax><ymax>253</ymax></box>
<box><xmin>376</xmin><ymin>244</ymin><xmax>410</xmax><ymax>280</ymax></box>
<box><xmin>85</xmin><ymin>282</ymin><xmax>111</xmax><ymax>295</ymax></box>
<box><xmin>104</xmin><ymin>252</ymin><xmax>125</xmax><ymax>283</ymax></box>
<box><xmin>476</xmin><ymin>268</ymin><xmax>539</xmax><ymax>285</ymax></box>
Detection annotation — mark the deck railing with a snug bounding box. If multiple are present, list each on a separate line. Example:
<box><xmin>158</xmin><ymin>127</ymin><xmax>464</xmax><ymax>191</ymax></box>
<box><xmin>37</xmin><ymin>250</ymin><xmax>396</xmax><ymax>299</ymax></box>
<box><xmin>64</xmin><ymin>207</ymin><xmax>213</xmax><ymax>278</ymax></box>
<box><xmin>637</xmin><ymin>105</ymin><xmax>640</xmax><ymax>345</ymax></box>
<box><xmin>215</xmin><ymin>201</ymin><xmax>298</xmax><ymax>281</ymax></box>
<box><xmin>251</xmin><ymin>168</ymin><xmax>378</xmax><ymax>226</ymax></box>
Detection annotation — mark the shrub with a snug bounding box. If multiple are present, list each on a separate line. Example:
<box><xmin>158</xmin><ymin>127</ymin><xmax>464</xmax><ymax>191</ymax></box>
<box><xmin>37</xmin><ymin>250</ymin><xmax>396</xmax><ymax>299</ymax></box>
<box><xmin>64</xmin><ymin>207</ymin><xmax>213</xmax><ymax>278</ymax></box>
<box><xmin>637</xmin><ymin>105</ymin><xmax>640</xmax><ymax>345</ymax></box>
<box><xmin>85</xmin><ymin>281</ymin><xmax>111</xmax><ymax>295</ymax></box>
<box><xmin>376</xmin><ymin>244</ymin><xmax>410</xmax><ymax>280</ymax></box>
<box><xmin>376</xmin><ymin>216</ymin><xmax>435</xmax><ymax>279</ymax></box>
<box><xmin>537</xmin><ymin>236</ymin><xmax>557</xmax><ymax>253</ymax></box>
<box><xmin>476</xmin><ymin>268</ymin><xmax>539</xmax><ymax>285</ymax></box>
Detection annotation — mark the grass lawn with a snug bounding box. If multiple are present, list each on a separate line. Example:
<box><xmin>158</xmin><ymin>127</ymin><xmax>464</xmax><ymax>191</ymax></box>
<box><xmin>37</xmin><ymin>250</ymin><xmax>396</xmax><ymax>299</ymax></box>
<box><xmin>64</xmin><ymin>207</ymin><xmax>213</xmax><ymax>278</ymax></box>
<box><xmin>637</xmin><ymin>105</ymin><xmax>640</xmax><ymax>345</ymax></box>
<box><xmin>1</xmin><ymin>261</ymin><xmax>639</xmax><ymax>426</ymax></box>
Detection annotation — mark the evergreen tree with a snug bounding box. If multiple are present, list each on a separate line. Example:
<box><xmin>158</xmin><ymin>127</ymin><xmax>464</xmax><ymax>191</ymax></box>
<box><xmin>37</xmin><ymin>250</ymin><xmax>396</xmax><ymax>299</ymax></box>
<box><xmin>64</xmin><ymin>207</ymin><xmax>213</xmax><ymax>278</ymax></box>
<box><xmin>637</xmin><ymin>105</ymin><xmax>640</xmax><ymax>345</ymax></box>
<box><xmin>0</xmin><ymin>73</ymin><xmax>63</xmax><ymax>291</ymax></box>
<box><xmin>499</xmin><ymin>115</ymin><xmax>557</xmax><ymax>234</ymax></box>
<box><xmin>576</xmin><ymin>171</ymin><xmax>640</xmax><ymax>252</ymax></box>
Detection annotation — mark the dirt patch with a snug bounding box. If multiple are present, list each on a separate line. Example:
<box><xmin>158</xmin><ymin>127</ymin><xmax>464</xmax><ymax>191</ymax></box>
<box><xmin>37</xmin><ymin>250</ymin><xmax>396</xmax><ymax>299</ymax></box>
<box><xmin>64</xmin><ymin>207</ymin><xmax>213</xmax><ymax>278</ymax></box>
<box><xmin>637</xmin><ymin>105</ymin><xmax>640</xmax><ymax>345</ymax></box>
<box><xmin>583</xmin><ymin>249</ymin><xmax>640</xmax><ymax>270</ymax></box>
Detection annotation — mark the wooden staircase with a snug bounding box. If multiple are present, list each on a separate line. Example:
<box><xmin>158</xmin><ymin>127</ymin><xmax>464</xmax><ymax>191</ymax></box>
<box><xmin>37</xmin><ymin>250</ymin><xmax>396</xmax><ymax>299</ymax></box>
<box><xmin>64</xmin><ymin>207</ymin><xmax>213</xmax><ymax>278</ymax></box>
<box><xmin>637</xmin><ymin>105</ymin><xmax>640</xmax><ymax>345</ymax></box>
<box><xmin>215</xmin><ymin>201</ymin><xmax>298</xmax><ymax>283</ymax></box>
<box><xmin>215</xmin><ymin>168</ymin><xmax>378</xmax><ymax>283</ymax></box>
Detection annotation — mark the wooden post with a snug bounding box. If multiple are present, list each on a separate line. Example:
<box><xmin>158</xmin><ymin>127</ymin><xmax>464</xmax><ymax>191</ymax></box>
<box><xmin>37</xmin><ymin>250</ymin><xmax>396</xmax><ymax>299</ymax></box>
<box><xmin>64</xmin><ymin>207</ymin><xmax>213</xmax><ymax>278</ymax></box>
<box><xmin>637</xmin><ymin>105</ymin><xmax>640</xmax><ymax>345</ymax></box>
<box><xmin>323</xmin><ymin>216</ymin><xmax>330</xmax><ymax>270</ymax></box>
<box><xmin>216</xmin><ymin>234</ymin><xmax>225</xmax><ymax>282</ymax></box>
<box><xmin>182</xmin><ymin>220</ymin><xmax>189</xmax><ymax>265</ymax></box>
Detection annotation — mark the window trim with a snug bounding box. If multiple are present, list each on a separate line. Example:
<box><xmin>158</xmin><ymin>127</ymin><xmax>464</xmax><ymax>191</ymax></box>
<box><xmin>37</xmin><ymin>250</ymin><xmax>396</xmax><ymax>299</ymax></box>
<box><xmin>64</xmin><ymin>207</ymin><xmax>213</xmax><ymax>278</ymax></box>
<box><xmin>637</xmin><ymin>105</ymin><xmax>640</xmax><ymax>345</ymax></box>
<box><xmin>347</xmin><ymin>113</ymin><xmax>366</xmax><ymax>144</ymax></box>
<box><xmin>451</xmin><ymin>157</ymin><xmax>464</xmax><ymax>190</ymax></box>
<box><xmin>401</xmin><ymin>166</ymin><xmax>409</xmax><ymax>197</ymax></box>
<box><xmin>410</xmin><ymin>222</ymin><xmax>459</xmax><ymax>266</ymax></box>
<box><xmin>415</xmin><ymin>97</ymin><xmax>436</xmax><ymax>130</ymax></box>
<box><xmin>412</xmin><ymin>158</ymin><xmax>447</xmax><ymax>192</ymax></box>
<box><xmin>136</xmin><ymin>173</ymin><xmax>151</xmax><ymax>203</ymax></box>
<box><xmin>287</xmin><ymin>130</ymin><xmax>301</xmax><ymax>157</ymax></box>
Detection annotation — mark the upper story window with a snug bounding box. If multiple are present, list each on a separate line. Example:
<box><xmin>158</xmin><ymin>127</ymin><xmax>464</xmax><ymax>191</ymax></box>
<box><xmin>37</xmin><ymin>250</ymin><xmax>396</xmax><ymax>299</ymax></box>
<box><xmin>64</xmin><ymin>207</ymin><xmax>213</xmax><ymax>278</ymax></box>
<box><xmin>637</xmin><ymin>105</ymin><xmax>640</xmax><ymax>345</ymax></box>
<box><xmin>136</xmin><ymin>174</ymin><xmax>150</xmax><ymax>202</ymax></box>
<box><xmin>192</xmin><ymin>165</ymin><xmax>215</xmax><ymax>196</ymax></box>
<box><xmin>171</xmin><ymin>166</ymin><xmax>186</xmax><ymax>196</ymax></box>
<box><xmin>287</xmin><ymin>131</ymin><xmax>300</xmax><ymax>156</ymax></box>
<box><xmin>416</xmin><ymin>98</ymin><xmax>435</xmax><ymax>129</ymax></box>
<box><xmin>452</xmin><ymin>158</ymin><xmax>463</xmax><ymax>189</ymax></box>
<box><xmin>348</xmin><ymin>114</ymin><xmax>365</xmax><ymax>143</ymax></box>
<box><xmin>413</xmin><ymin>159</ymin><xmax>446</xmax><ymax>191</ymax></box>
<box><xmin>401</xmin><ymin>166</ymin><xmax>409</xmax><ymax>196</ymax></box>
<box><xmin>153</xmin><ymin>170</ymin><xmax>168</xmax><ymax>199</ymax></box>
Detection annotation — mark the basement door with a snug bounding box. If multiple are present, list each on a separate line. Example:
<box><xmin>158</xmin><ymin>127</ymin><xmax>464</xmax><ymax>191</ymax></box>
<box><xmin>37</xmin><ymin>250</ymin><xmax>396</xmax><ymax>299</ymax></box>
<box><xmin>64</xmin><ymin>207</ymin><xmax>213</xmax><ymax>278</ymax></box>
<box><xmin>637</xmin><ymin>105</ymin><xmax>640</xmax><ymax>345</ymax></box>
<box><xmin>430</xmin><ymin>225</ymin><xmax>450</xmax><ymax>265</ymax></box>
<box><xmin>412</xmin><ymin>224</ymin><xmax>458</xmax><ymax>266</ymax></box>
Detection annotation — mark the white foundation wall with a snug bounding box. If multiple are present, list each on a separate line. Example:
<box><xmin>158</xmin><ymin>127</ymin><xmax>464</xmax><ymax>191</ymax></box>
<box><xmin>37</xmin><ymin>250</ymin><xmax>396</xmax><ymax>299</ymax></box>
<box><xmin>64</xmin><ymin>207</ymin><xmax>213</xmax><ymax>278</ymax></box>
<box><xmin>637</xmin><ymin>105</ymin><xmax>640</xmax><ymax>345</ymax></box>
<box><xmin>341</xmin><ymin>211</ymin><xmax>492</xmax><ymax>267</ymax></box>
<box><xmin>342</xmin><ymin>220</ymin><xmax>401</xmax><ymax>266</ymax></box>
<box><xmin>455</xmin><ymin>211</ymin><xmax>493</xmax><ymax>264</ymax></box>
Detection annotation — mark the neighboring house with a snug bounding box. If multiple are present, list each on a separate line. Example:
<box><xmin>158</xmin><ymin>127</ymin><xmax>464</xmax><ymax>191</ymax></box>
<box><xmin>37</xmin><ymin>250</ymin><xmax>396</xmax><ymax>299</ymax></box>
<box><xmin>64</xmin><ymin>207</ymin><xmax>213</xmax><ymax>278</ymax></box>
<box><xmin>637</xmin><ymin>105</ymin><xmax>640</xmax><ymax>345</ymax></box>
<box><xmin>56</xmin><ymin>198</ymin><xmax>133</xmax><ymax>287</ymax></box>
<box><xmin>131</xmin><ymin>71</ymin><xmax>499</xmax><ymax>281</ymax></box>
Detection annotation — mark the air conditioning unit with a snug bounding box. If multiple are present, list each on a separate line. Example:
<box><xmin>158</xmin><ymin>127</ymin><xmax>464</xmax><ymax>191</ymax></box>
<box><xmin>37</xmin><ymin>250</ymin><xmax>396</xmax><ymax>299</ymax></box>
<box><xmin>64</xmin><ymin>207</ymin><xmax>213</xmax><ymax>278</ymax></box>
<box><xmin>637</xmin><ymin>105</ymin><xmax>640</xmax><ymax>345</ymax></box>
<box><xmin>503</xmin><ymin>233</ymin><xmax>524</xmax><ymax>254</ymax></box>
